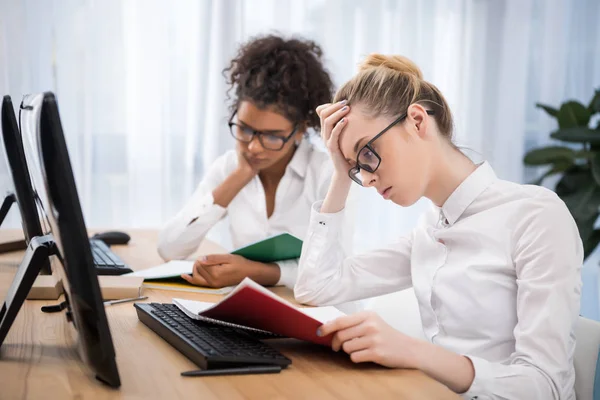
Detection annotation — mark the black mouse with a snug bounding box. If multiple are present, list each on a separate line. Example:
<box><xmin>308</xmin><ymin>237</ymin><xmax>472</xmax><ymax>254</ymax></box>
<box><xmin>91</xmin><ymin>231</ymin><xmax>131</xmax><ymax>246</ymax></box>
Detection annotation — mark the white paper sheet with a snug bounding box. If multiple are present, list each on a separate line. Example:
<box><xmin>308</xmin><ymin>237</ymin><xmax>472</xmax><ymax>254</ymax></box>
<box><xmin>125</xmin><ymin>260</ymin><xmax>194</xmax><ymax>279</ymax></box>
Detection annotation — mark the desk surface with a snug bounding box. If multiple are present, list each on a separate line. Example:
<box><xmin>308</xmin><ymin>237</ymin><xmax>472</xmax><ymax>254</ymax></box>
<box><xmin>0</xmin><ymin>229</ymin><xmax>460</xmax><ymax>400</ymax></box>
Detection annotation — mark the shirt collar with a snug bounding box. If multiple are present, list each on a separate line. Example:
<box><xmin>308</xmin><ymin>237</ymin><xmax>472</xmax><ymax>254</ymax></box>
<box><xmin>441</xmin><ymin>162</ymin><xmax>497</xmax><ymax>226</ymax></box>
<box><xmin>287</xmin><ymin>138</ymin><xmax>311</xmax><ymax>179</ymax></box>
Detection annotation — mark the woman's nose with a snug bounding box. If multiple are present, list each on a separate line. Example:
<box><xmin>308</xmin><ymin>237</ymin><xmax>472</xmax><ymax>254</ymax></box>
<box><xmin>247</xmin><ymin>135</ymin><xmax>262</xmax><ymax>153</ymax></box>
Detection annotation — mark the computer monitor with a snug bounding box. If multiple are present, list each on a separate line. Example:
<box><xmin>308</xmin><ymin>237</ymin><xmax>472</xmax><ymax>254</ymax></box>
<box><xmin>0</xmin><ymin>95</ymin><xmax>51</xmax><ymax>273</ymax></box>
<box><xmin>0</xmin><ymin>92</ymin><xmax>120</xmax><ymax>387</ymax></box>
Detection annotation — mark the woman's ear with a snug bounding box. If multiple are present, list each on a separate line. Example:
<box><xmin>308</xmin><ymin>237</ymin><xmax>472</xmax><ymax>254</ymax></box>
<box><xmin>406</xmin><ymin>104</ymin><xmax>428</xmax><ymax>139</ymax></box>
<box><xmin>294</xmin><ymin>122</ymin><xmax>308</xmax><ymax>143</ymax></box>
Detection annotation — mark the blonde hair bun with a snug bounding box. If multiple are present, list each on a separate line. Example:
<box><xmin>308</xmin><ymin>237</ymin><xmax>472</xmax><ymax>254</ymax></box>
<box><xmin>359</xmin><ymin>53</ymin><xmax>423</xmax><ymax>80</ymax></box>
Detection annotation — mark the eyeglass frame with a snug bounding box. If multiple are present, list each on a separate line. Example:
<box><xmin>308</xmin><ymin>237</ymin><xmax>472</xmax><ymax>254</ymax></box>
<box><xmin>348</xmin><ymin>109</ymin><xmax>435</xmax><ymax>186</ymax></box>
<box><xmin>227</xmin><ymin>110</ymin><xmax>298</xmax><ymax>151</ymax></box>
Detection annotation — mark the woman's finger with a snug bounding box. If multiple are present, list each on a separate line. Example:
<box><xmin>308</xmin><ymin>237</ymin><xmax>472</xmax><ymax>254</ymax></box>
<box><xmin>331</xmin><ymin>321</ymin><xmax>367</xmax><ymax>351</ymax></box>
<box><xmin>319</xmin><ymin>100</ymin><xmax>348</xmax><ymax>127</ymax></box>
<box><xmin>334</xmin><ymin>322</ymin><xmax>368</xmax><ymax>348</ymax></box>
<box><xmin>194</xmin><ymin>262</ymin><xmax>217</xmax><ymax>287</ymax></box>
<box><xmin>318</xmin><ymin>102</ymin><xmax>343</xmax><ymax>142</ymax></box>
<box><xmin>349</xmin><ymin>349</ymin><xmax>374</xmax><ymax>364</ymax></box>
<box><xmin>315</xmin><ymin>103</ymin><xmax>332</xmax><ymax>117</ymax></box>
<box><xmin>323</xmin><ymin>105</ymin><xmax>350</xmax><ymax>141</ymax></box>
<box><xmin>181</xmin><ymin>273</ymin><xmax>209</xmax><ymax>287</ymax></box>
<box><xmin>319</xmin><ymin>312</ymin><xmax>369</xmax><ymax>338</ymax></box>
<box><xmin>342</xmin><ymin>335</ymin><xmax>373</xmax><ymax>354</ymax></box>
<box><xmin>327</xmin><ymin>115</ymin><xmax>347</xmax><ymax>153</ymax></box>
<box><xmin>198</xmin><ymin>254</ymin><xmax>233</xmax><ymax>266</ymax></box>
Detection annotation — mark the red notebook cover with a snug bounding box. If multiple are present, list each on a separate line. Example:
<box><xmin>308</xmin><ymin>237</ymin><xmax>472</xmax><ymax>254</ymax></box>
<box><xmin>197</xmin><ymin>278</ymin><xmax>337</xmax><ymax>346</ymax></box>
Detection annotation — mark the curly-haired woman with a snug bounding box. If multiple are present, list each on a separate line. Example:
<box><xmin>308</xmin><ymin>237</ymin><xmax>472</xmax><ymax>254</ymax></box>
<box><xmin>157</xmin><ymin>35</ymin><xmax>355</xmax><ymax>298</ymax></box>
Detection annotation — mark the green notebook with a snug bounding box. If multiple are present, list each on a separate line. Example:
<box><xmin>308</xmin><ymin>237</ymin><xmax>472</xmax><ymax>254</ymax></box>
<box><xmin>231</xmin><ymin>233</ymin><xmax>303</xmax><ymax>263</ymax></box>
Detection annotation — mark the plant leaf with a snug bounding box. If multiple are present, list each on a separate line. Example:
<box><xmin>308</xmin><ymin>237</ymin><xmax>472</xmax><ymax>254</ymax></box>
<box><xmin>556</xmin><ymin>165</ymin><xmax>600</xmax><ymax>221</ymax></box>
<box><xmin>583</xmin><ymin>229</ymin><xmax>600</xmax><ymax>260</ymax></box>
<box><xmin>573</xmin><ymin>213</ymin><xmax>600</xmax><ymax>260</ymax></box>
<box><xmin>592</xmin><ymin>153</ymin><xmax>600</xmax><ymax>186</ymax></box>
<box><xmin>561</xmin><ymin>183</ymin><xmax>600</xmax><ymax>222</ymax></box>
<box><xmin>589</xmin><ymin>89</ymin><xmax>600</xmax><ymax>114</ymax></box>
<box><xmin>529</xmin><ymin>160</ymin><xmax>573</xmax><ymax>185</ymax></box>
<box><xmin>576</xmin><ymin>212</ymin><xmax>598</xmax><ymax>242</ymax></box>
<box><xmin>535</xmin><ymin>103</ymin><xmax>559</xmax><ymax>118</ymax></box>
<box><xmin>523</xmin><ymin>146</ymin><xmax>576</xmax><ymax>165</ymax></box>
<box><xmin>574</xmin><ymin>150</ymin><xmax>596</xmax><ymax>159</ymax></box>
<box><xmin>557</xmin><ymin>101</ymin><xmax>592</xmax><ymax>129</ymax></box>
<box><xmin>550</xmin><ymin>127</ymin><xmax>600</xmax><ymax>143</ymax></box>
<box><xmin>553</xmin><ymin>165</ymin><xmax>600</xmax><ymax>258</ymax></box>
<box><xmin>555</xmin><ymin>165</ymin><xmax>590</xmax><ymax>196</ymax></box>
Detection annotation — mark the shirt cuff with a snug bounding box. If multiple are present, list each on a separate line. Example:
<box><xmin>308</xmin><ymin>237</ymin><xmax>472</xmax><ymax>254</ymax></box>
<box><xmin>185</xmin><ymin>192</ymin><xmax>227</xmax><ymax>226</ymax></box>
<box><xmin>158</xmin><ymin>192</ymin><xmax>227</xmax><ymax>260</ymax></box>
<box><xmin>461</xmin><ymin>355</ymin><xmax>493</xmax><ymax>399</ymax></box>
<box><xmin>309</xmin><ymin>200</ymin><xmax>346</xmax><ymax>238</ymax></box>
<box><xmin>275</xmin><ymin>259</ymin><xmax>298</xmax><ymax>288</ymax></box>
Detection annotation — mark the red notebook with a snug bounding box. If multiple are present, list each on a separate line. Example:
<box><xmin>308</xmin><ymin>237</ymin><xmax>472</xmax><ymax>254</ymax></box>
<box><xmin>172</xmin><ymin>278</ymin><xmax>345</xmax><ymax>346</ymax></box>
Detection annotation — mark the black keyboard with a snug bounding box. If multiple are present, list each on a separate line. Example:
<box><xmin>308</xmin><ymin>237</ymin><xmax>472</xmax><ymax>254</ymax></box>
<box><xmin>134</xmin><ymin>303</ymin><xmax>292</xmax><ymax>371</ymax></box>
<box><xmin>89</xmin><ymin>239</ymin><xmax>132</xmax><ymax>275</ymax></box>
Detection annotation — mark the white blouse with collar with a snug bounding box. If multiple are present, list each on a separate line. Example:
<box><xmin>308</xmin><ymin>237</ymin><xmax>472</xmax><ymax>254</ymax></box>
<box><xmin>158</xmin><ymin>139</ymin><xmax>351</xmax><ymax>288</ymax></box>
<box><xmin>295</xmin><ymin>162</ymin><xmax>582</xmax><ymax>400</ymax></box>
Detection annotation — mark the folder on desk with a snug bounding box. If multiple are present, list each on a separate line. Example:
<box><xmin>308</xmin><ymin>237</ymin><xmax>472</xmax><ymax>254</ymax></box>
<box><xmin>173</xmin><ymin>278</ymin><xmax>345</xmax><ymax>346</ymax></box>
<box><xmin>231</xmin><ymin>233</ymin><xmax>302</xmax><ymax>263</ymax></box>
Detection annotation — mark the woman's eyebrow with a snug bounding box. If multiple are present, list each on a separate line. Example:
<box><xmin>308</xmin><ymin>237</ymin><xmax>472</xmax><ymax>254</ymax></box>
<box><xmin>353</xmin><ymin>136</ymin><xmax>370</xmax><ymax>154</ymax></box>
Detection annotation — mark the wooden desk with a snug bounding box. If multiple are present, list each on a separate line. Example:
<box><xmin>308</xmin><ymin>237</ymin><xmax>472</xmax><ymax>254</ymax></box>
<box><xmin>0</xmin><ymin>229</ymin><xmax>460</xmax><ymax>400</ymax></box>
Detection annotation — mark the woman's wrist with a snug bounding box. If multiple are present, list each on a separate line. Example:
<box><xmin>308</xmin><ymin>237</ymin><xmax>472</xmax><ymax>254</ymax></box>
<box><xmin>233</xmin><ymin>165</ymin><xmax>257</xmax><ymax>183</ymax></box>
<box><xmin>332</xmin><ymin>170</ymin><xmax>352</xmax><ymax>188</ymax></box>
<box><xmin>248</xmin><ymin>261</ymin><xmax>281</xmax><ymax>286</ymax></box>
<box><xmin>321</xmin><ymin>172</ymin><xmax>352</xmax><ymax>214</ymax></box>
<box><xmin>410</xmin><ymin>338</ymin><xmax>475</xmax><ymax>393</ymax></box>
<box><xmin>402</xmin><ymin>336</ymin><xmax>428</xmax><ymax>370</ymax></box>
<box><xmin>212</xmin><ymin>167</ymin><xmax>256</xmax><ymax>208</ymax></box>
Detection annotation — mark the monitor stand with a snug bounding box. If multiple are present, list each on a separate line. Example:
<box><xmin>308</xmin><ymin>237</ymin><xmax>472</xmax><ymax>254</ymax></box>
<box><xmin>0</xmin><ymin>193</ymin><xmax>27</xmax><ymax>253</ymax></box>
<box><xmin>0</xmin><ymin>234</ymin><xmax>59</xmax><ymax>347</ymax></box>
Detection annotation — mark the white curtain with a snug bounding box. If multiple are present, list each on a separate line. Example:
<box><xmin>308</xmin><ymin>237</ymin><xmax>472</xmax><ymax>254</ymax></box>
<box><xmin>1</xmin><ymin>0</ymin><xmax>599</xmax><ymax>324</ymax></box>
<box><xmin>1</xmin><ymin>0</ymin><xmax>599</xmax><ymax>249</ymax></box>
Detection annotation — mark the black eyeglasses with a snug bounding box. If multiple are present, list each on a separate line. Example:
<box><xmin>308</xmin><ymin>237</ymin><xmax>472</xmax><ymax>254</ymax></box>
<box><xmin>228</xmin><ymin>111</ymin><xmax>297</xmax><ymax>151</ymax></box>
<box><xmin>348</xmin><ymin>109</ymin><xmax>435</xmax><ymax>186</ymax></box>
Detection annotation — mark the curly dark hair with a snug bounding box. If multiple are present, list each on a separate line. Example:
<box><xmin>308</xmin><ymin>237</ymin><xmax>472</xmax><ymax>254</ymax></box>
<box><xmin>223</xmin><ymin>34</ymin><xmax>334</xmax><ymax>132</ymax></box>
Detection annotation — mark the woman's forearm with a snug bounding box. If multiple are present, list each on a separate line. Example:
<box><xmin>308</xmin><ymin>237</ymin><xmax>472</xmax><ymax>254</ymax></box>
<box><xmin>412</xmin><ymin>339</ymin><xmax>475</xmax><ymax>394</ymax></box>
<box><xmin>212</xmin><ymin>167</ymin><xmax>255</xmax><ymax>208</ymax></box>
<box><xmin>321</xmin><ymin>173</ymin><xmax>352</xmax><ymax>213</ymax></box>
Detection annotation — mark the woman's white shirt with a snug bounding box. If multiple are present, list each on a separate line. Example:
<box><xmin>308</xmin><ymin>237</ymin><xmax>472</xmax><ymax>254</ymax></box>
<box><xmin>157</xmin><ymin>139</ymin><xmax>354</xmax><ymax>290</ymax></box>
<box><xmin>295</xmin><ymin>162</ymin><xmax>582</xmax><ymax>400</ymax></box>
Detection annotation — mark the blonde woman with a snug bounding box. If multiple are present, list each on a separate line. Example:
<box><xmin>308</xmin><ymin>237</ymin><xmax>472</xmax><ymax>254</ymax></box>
<box><xmin>295</xmin><ymin>54</ymin><xmax>582</xmax><ymax>399</ymax></box>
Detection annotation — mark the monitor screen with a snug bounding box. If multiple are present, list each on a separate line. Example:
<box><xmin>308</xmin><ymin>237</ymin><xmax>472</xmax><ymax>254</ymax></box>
<box><xmin>0</xmin><ymin>96</ymin><xmax>51</xmax><ymax>273</ymax></box>
<box><xmin>19</xmin><ymin>92</ymin><xmax>120</xmax><ymax>387</ymax></box>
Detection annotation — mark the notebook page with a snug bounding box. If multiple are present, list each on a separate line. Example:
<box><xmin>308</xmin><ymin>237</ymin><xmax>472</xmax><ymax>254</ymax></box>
<box><xmin>299</xmin><ymin>307</ymin><xmax>346</xmax><ymax>324</ymax></box>
<box><xmin>173</xmin><ymin>298</ymin><xmax>279</xmax><ymax>335</ymax></box>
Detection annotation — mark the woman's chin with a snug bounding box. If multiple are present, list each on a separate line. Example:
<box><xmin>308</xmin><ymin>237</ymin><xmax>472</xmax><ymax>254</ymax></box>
<box><xmin>390</xmin><ymin>192</ymin><xmax>418</xmax><ymax>207</ymax></box>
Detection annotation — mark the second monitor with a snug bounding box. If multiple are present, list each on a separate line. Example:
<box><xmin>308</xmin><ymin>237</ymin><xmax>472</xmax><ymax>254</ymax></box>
<box><xmin>0</xmin><ymin>95</ymin><xmax>132</xmax><ymax>276</ymax></box>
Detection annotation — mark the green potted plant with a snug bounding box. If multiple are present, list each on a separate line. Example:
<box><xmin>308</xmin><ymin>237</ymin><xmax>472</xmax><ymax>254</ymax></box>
<box><xmin>524</xmin><ymin>89</ymin><xmax>600</xmax><ymax>259</ymax></box>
